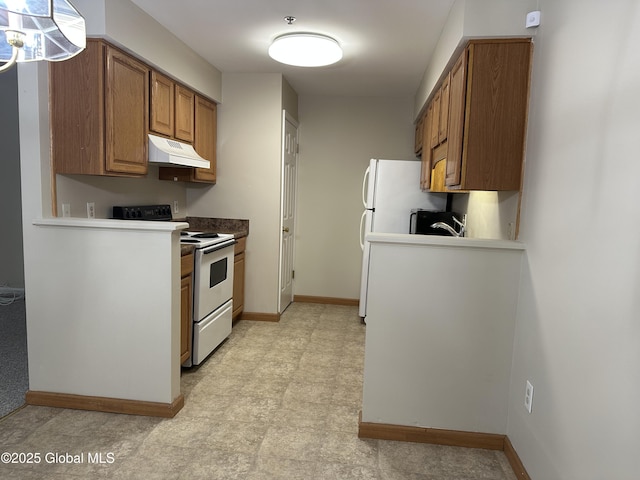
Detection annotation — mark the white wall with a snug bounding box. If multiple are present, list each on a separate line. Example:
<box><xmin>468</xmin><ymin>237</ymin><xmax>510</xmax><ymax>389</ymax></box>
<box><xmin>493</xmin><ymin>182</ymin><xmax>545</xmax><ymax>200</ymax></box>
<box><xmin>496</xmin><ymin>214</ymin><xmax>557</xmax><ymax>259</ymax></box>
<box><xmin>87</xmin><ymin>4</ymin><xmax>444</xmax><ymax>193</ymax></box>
<box><xmin>55</xmin><ymin>170</ymin><xmax>187</xmax><ymax>220</ymax></box>
<box><xmin>508</xmin><ymin>1</ymin><xmax>640</xmax><ymax>479</ymax></box>
<box><xmin>0</xmin><ymin>66</ymin><xmax>24</xmax><ymax>288</ymax></box>
<box><xmin>294</xmin><ymin>95</ymin><xmax>416</xmax><ymax>299</ymax></box>
<box><xmin>187</xmin><ymin>73</ymin><xmax>285</xmax><ymax>315</ymax></box>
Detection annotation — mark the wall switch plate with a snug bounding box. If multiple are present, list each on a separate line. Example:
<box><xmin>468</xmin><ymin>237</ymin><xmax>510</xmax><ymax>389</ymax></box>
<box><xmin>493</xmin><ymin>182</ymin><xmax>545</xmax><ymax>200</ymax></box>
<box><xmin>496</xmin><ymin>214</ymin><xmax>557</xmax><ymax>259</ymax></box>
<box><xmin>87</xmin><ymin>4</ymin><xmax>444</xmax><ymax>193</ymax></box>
<box><xmin>173</xmin><ymin>200</ymin><xmax>179</xmax><ymax>214</ymax></box>
<box><xmin>87</xmin><ymin>202</ymin><xmax>95</xmax><ymax>219</ymax></box>
<box><xmin>526</xmin><ymin>10</ymin><xmax>541</xmax><ymax>28</ymax></box>
<box><xmin>62</xmin><ymin>203</ymin><xmax>71</xmax><ymax>218</ymax></box>
<box><xmin>525</xmin><ymin>380</ymin><xmax>534</xmax><ymax>413</ymax></box>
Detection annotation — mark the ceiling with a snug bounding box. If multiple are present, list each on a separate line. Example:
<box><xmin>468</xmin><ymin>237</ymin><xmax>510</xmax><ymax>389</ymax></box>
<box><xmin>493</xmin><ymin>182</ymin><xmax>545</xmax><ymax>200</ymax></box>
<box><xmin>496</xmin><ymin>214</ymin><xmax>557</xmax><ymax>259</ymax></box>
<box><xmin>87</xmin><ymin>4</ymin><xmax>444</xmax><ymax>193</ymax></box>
<box><xmin>128</xmin><ymin>0</ymin><xmax>456</xmax><ymax>97</ymax></box>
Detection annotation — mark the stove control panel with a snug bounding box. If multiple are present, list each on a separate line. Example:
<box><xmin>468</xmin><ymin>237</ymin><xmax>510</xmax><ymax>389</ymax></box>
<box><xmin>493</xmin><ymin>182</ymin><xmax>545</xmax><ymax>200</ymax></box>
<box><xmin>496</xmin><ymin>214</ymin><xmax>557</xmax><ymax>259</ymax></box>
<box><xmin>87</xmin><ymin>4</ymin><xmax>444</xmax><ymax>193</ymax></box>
<box><xmin>112</xmin><ymin>204</ymin><xmax>172</xmax><ymax>221</ymax></box>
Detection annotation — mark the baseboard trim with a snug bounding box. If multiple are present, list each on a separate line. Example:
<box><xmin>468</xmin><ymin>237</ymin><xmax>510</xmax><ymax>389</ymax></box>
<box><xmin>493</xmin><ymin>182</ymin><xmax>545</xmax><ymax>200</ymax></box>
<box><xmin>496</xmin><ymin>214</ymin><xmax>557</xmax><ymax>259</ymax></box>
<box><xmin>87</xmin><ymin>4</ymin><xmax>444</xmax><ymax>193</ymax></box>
<box><xmin>504</xmin><ymin>436</ymin><xmax>531</xmax><ymax>480</ymax></box>
<box><xmin>239</xmin><ymin>312</ymin><xmax>281</xmax><ymax>322</ymax></box>
<box><xmin>294</xmin><ymin>295</ymin><xmax>359</xmax><ymax>306</ymax></box>
<box><xmin>358</xmin><ymin>416</ymin><xmax>530</xmax><ymax>479</ymax></box>
<box><xmin>25</xmin><ymin>390</ymin><xmax>184</xmax><ymax>418</ymax></box>
<box><xmin>358</xmin><ymin>418</ymin><xmax>504</xmax><ymax>450</ymax></box>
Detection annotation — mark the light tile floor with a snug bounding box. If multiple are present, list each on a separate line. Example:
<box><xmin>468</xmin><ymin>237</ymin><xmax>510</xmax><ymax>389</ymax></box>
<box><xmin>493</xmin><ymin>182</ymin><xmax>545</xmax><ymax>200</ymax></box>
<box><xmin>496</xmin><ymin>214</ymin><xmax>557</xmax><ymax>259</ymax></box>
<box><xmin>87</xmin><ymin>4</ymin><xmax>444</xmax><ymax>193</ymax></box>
<box><xmin>0</xmin><ymin>303</ymin><xmax>517</xmax><ymax>479</ymax></box>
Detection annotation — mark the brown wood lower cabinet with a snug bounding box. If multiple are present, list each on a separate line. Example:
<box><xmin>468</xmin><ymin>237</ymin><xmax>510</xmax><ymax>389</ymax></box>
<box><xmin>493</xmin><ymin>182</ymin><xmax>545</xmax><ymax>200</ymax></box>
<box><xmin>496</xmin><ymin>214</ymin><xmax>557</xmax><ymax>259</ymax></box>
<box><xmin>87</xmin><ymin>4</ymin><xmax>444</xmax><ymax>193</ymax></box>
<box><xmin>180</xmin><ymin>253</ymin><xmax>194</xmax><ymax>365</ymax></box>
<box><xmin>233</xmin><ymin>237</ymin><xmax>246</xmax><ymax>321</ymax></box>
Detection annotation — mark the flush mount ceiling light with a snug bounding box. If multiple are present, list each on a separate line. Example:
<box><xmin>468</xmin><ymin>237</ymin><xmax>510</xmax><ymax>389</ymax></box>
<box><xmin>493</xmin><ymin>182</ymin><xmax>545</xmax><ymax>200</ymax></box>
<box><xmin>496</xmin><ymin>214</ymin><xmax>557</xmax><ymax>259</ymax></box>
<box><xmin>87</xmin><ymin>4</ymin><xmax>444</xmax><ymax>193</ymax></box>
<box><xmin>0</xmin><ymin>0</ymin><xmax>86</xmax><ymax>73</ymax></box>
<box><xmin>268</xmin><ymin>16</ymin><xmax>342</xmax><ymax>67</ymax></box>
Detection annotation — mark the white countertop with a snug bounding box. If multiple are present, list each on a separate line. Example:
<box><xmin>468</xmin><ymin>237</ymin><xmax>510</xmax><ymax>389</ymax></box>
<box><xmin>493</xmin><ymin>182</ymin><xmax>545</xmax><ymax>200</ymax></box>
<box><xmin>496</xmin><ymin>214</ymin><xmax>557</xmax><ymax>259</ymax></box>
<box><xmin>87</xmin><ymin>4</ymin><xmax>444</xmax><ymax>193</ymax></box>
<box><xmin>33</xmin><ymin>218</ymin><xmax>189</xmax><ymax>232</ymax></box>
<box><xmin>366</xmin><ymin>232</ymin><xmax>525</xmax><ymax>250</ymax></box>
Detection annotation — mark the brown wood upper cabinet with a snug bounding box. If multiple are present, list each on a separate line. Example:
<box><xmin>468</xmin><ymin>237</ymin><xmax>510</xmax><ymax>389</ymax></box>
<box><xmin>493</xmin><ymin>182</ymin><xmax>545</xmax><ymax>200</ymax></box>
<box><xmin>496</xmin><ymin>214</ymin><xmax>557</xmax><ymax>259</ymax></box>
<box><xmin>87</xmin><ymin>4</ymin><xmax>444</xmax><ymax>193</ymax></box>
<box><xmin>150</xmin><ymin>71</ymin><xmax>175</xmax><ymax>137</ymax></box>
<box><xmin>150</xmin><ymin>72</ymin><xmax>195</xmax><ymax>143</ymax></box>
<box><xmin>414</xmin><ymin>112</ymin><xmax>425</xmax><ymax>155</ymax></box>
<box><xmin>158</xmin><ymin>95</ymin><xmax>217</xmax><ymax>184</ymax></box>
<box><xmin>175</xmin><ymin>85</ymin><xmax>195</xmax><ymax>143</ymax></box>
<box><xmin>420</xmin><ymin>101</ymin><xmax>435</xmax><ymax>190</ymax></box>
<box><xmin>438</xmin><ymin>72</ymin><xmax>450</xmax><ymax>145</ymax></box>
<box><xmin>51</xmin><ymin>39</ymin><xmax>149</xmax><ymax>176</ymax></box>
<box><xmin>446</xmin><ymin>39</ymin><xmax>532</xmax><ymax>191</ymax></box>
<box><xmin>429</xmin><ymin>88</ymin><xmax>441</xmax><ymax>149</ymax></box>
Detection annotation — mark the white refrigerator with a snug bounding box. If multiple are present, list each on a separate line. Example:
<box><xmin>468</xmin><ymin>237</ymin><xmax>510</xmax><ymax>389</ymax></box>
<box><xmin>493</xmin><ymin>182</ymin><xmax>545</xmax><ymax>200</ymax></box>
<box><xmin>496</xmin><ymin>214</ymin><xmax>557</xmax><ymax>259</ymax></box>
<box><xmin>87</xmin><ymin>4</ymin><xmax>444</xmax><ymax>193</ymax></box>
<box><xmin>358</xmin><ymin>159</ymin><xmax>446</xmax><ymax>318</ymax></box>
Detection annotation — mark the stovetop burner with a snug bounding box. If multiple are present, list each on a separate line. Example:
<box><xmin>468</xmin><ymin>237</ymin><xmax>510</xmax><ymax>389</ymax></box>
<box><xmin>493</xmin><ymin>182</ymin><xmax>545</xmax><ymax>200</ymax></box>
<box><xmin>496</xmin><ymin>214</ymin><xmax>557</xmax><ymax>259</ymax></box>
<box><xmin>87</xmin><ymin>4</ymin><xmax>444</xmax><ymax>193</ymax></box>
<box><xmin>192</xmin><ymin>232</ymin><xmax>219</xmax><ymax>239</ymax></box>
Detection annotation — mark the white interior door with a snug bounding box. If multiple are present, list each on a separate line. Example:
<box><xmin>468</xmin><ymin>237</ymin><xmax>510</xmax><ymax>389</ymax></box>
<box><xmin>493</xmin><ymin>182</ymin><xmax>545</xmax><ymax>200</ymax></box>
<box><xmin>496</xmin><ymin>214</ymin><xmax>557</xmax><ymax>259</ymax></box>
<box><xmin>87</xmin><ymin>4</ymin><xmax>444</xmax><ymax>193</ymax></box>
<box><xmin>279</xmin><ymin>111</ymin><xmax>298</xmax><ymax>313</ymax></box>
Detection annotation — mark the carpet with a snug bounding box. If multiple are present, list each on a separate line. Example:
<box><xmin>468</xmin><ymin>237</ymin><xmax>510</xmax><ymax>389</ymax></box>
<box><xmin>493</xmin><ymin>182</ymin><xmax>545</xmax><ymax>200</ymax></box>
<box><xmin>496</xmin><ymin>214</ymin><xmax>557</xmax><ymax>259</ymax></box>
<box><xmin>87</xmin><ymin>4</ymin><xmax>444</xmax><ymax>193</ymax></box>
<box><xmin>0</xmin><ymin>297</ymin><xmax>28</xmax><ymax>418</ymax></box>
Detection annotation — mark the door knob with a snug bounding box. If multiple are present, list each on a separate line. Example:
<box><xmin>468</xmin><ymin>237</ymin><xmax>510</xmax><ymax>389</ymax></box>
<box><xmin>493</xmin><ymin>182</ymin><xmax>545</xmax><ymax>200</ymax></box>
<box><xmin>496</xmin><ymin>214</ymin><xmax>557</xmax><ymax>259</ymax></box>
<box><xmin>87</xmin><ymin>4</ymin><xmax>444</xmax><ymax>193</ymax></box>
<box><xmin>283</xmin><ymin>227</ymin><xmax>290</xmax><ymax>233</ymax></box>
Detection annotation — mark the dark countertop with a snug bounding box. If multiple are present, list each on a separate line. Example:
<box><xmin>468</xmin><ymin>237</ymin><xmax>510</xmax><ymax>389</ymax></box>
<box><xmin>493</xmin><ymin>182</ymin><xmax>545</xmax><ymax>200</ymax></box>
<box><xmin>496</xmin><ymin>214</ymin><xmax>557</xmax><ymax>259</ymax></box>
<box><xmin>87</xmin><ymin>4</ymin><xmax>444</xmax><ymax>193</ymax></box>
<box><xmin>179</xmin><ymin>217</ymin><xmax>249</xmax><ymax>256</ymax></box>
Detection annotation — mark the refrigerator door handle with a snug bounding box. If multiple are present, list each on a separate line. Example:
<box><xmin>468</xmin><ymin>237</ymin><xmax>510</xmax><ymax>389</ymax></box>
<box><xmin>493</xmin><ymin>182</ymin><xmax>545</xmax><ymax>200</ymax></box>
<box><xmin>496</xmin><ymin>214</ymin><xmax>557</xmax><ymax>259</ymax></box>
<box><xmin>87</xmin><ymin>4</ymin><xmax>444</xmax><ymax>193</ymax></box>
<box><xmin>359</xmin><ymin>210</ymin><xmax>367</xmax><ymax>250</ymax></box>
<box><xmin>362</xmin><ymin>166</ymin><xmax>371</xmax><ymax>208</ymax></box>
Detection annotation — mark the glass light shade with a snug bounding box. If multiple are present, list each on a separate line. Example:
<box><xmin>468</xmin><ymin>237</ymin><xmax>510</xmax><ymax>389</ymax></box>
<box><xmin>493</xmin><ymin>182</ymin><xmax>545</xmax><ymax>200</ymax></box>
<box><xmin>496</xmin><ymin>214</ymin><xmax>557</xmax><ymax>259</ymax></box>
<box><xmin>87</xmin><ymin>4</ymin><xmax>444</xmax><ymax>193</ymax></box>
<box><xmin>0</xmin><ymin>0</ymin><xmax>86</xmax><ymax>63</ymax></box>
<box><xmin>269</xmin><ymin>33</ymin><xmax>342</xmax><ymax>67</ymax></box>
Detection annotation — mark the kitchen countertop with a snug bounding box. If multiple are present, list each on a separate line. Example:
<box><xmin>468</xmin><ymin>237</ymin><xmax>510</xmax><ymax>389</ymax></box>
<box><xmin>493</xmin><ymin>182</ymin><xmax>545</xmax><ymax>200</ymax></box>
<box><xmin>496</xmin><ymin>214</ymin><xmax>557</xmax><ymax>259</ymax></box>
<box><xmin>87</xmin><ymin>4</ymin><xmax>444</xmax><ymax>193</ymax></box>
<box><xmin>366</xmin><ymin>232</ymin><xmax>525</xmax><ymax>250</ymax></box>
<box><xmin>35</xmin><ymin>217</ymin><xmax>189</xmax><ymax>232</ymax></box>
<box><xmin>179</xmin><ymin>217</ymin><xmax>249</xmax><ymax>256</ymax></box>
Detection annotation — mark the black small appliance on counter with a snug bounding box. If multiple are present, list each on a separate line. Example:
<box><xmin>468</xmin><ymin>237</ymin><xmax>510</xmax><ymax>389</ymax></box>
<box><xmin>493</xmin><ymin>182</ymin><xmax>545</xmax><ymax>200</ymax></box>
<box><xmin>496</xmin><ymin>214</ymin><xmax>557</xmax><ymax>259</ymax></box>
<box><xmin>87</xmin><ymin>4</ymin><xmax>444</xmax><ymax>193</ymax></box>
<box><xmin>409</xmin><ymin>209</ymin><xmax>461</xmax><ymax>236</ymax></box>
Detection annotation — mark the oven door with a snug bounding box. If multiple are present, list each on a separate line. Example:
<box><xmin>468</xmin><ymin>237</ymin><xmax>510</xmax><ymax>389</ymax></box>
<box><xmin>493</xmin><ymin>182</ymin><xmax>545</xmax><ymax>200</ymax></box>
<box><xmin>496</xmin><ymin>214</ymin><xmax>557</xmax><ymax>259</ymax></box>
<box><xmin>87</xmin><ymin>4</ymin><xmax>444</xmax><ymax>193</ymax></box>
<box><xmin>193</xmin><ymin>240</ymin><xmax>235</xmax><ymax>322</ymax></box>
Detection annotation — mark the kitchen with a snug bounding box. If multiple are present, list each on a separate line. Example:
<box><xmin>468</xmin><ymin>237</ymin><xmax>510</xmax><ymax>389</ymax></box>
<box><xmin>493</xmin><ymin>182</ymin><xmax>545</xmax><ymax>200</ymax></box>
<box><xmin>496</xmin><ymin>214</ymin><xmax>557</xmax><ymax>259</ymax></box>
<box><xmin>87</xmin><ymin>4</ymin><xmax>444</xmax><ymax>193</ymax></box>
<box><xmin>2</xmin><ymin>0</ymin><xmax>640</xmax><ymax>479</ymax></box>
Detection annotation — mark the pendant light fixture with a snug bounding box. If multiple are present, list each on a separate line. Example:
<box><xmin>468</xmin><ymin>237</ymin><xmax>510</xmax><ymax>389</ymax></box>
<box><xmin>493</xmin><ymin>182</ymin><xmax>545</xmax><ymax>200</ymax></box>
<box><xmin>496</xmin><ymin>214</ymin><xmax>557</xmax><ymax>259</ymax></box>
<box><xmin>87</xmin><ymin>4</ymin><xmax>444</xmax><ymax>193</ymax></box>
<box><xmin>268</xmin><ymin>16</ymin><xmax>342</xmax><ymax>68</ymax></box>
<box><xmin>0</xmin><ymin>0</ymin><xmax>86</xmax><ymax>73</ymax></box>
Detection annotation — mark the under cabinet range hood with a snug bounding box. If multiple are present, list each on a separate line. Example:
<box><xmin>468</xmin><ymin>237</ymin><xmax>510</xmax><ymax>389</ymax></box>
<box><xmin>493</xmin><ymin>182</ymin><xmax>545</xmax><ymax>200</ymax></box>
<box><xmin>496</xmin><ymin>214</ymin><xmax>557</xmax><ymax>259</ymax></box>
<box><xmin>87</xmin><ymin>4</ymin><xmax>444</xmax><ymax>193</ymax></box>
<box><xmin>148</xmin><ymin>134</ymin><xmax>210</xmax><ymax>169</ymax></box>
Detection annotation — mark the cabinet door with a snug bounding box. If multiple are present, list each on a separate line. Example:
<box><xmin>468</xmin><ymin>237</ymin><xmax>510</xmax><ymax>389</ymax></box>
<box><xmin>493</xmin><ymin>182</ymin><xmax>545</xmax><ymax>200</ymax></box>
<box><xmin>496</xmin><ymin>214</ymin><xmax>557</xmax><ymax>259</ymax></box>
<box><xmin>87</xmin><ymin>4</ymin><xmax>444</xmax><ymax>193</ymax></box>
<box><xmin>414</xmin><ymin>111</ymin><xmax>425</xmax><ymax>155</ymax></box>
<box><xmin>50</xmin><ymin>40</ymin><xmax>105</xmax><ymax>176</ymax></box>
<box><xmin>150</xmin><ymin>71</ymin><xmax>174</xmax><ymax>137</ymax></box>
<box><xmin>462</xmin><ymin>41</ymin><xmax>531</xmax><ymax>191</ymax></box>
<box><xmin>232</xmin><ymin>252</ymin><xmax>245</xmax><ymax>320</ymax></box>
<box><xmin>430</xmin><ymin>90</ymin><xmax>441</xmax><ymax>148</ymax></box>
<box><xmin>175</xmin><ymin>85</ymin><xmax>195</xmax><ymax>143</ymax></box>
<box><xmin>438</xmin><ymin>72</ymin><xmax>450</xmax><ymax>144</ymax></box>
<box><xmin>192</xmin><ymin>96</ymin><xmax>217</xmax><ymax>183</ymax></box>
<box><xmin>445</xmin><ymin>49</ymin><xmax>468</xmax><ymax>187</ymax></box>
<box><xmin>420</xmin><ymin>101</ymin><xmax>434</xmax><ymax>190</ymax></box>
<box><xmin>105</xmin><ymin>46</ymin><xmax>149</xmax><ymax>175</ymax></box>
<box><xmin>180</xmin><ymin>274</ymin><xmax>193</xmax><ymax>364</ymax></box>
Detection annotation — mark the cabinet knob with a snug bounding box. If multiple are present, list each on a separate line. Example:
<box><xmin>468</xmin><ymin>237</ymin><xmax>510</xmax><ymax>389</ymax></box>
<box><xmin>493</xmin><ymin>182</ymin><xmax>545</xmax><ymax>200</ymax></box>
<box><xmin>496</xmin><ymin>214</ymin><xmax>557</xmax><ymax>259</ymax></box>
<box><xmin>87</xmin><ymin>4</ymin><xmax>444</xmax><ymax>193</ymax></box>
<box><xmin>282</xmin><ymin>227</ymin><xmax>290</xmax><ymax>233</ymax></box>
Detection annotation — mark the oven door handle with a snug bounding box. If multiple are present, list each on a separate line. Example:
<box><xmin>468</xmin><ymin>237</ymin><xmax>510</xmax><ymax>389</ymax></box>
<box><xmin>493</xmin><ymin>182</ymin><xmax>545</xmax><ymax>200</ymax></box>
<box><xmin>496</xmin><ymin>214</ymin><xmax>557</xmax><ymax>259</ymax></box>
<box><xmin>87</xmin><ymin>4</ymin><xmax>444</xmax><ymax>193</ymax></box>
<box><xmin>201</xmin><ymin>239</ymin><xmax>237</xmax><ymax>255</ymax></box>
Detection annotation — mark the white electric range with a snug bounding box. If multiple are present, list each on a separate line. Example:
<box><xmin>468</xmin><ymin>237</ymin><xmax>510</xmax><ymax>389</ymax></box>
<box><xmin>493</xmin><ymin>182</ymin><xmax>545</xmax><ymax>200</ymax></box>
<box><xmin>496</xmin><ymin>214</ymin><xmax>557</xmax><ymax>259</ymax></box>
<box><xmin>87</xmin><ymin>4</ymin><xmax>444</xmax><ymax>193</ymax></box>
<box><xmin>180</xmin><ymin>231</ymin><xmax>236</xmax><ymax>366</ymax></box>
<box><xmin>113</xmin><ymin>205</ymin><xmax>236</xmax><ymax>366</ymax></box>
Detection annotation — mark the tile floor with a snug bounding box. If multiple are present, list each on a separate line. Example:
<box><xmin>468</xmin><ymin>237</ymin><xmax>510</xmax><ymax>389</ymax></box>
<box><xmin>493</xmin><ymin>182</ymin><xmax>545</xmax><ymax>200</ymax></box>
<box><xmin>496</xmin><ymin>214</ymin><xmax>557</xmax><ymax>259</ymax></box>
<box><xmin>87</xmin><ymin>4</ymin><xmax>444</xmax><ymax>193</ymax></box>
<box><xmin>0</xmin><ymin>303</ymin><xmax>517</xmax><ymax>479</ymax></box>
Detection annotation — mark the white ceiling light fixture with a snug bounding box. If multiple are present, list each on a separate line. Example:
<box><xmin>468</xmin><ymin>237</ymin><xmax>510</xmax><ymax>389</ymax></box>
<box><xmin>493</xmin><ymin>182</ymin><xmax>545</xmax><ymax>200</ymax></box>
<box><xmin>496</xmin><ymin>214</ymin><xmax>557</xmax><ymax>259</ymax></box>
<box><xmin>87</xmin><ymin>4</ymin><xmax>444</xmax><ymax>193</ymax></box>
<box><xmin>268</xmin><ymin>16</ymin><xmax>342</xmax><ymax>68</ymax></box>
<box><xmin>0</xmin><ymin>0</ymin><xmax>86</xmax><ymax>73</ymax></box>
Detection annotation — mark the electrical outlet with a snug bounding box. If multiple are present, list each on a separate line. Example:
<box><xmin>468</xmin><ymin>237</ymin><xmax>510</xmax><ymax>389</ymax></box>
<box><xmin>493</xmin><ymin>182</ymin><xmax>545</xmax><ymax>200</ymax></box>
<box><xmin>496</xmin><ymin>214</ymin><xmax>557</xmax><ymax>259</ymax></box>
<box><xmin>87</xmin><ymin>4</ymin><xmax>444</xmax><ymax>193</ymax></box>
<box><xmin>87</xmin><ymin>202</ymin><xmax>95</xmax><ymax>219</ymax></box>
<box><xmin>62</xmin><ymin>203</ymin><xmax>71</xmax><ymax>218</ymax></box>
<box><xmin>525</xmin><ymin>380</ymin><xmax>534</xmax><ymax>413</ymax></box>
<box><xmin>173</xmin><ymin>200</ymin><xmax>179</xmax><ymax>214</ymax></box>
